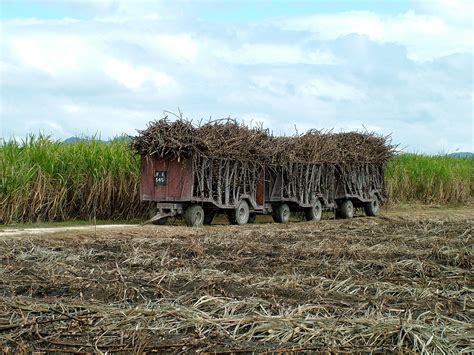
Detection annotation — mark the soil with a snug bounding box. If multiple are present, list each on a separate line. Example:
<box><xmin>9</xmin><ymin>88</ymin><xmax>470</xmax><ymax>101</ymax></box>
<box><xmin>0</xmin><ymin>207</ymin><xmax>472</xmax><ymax>353</ymax></box>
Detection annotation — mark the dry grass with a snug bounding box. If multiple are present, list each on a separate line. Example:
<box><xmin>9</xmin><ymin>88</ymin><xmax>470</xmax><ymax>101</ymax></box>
<box><xmin>1</xmin><ymin>211</ymin><xmax>472</xmax><ymax>353</ymax></box>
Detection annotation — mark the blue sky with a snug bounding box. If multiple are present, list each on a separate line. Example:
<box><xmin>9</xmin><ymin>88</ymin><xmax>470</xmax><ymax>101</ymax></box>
<box><xmin>0</xmin><ymin>0</ymin><xmax>473</xmax><ymax>153</ymax></box>
<box><xmin>1</xmin><ymin>1</ymin><xmax>413</xmax><ymax>20</ymax></box>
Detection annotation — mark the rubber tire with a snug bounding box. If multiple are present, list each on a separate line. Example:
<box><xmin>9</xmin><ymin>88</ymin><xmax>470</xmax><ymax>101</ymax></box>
<box><xmin>203</xmin><ymin>209</ymin><xmax>217</xmax><ymax>225</ymax></box>
<box><xmin>365</xmin><ymin>197</ymin><xmax>380</xmax><ymax>217</ymax></box>
<box><xmin>274</xmin><ymin>204</ymin><xmax>290</xmax><ymax>224</ymax></box>
<box><xmin>184</xmin><ymin>205</ymin><xmax>204</xmax><ymax>227</ymax></box>
<box><xmin>337</xmin><ymin>200</ymin><xmax>354</xmax><ymax>219</ymax></box>
<box><xmin>230</xmin><ymin>200</ymin><xmax>250</xmax><ymax>225</ymax></box>
<box><xmin>248</xmin><ymin>213</ymin><xmax>257</xmax><ymax>224</ymax></box>
<box><xmin>305</xmin><ymin>200</ymin><xmax>322</xmax><ymax>221</ymax></box>
<box><xmin>152</xmin><ymin>217</ymin><xmax>168</xmax><ymax>225</ymax></box>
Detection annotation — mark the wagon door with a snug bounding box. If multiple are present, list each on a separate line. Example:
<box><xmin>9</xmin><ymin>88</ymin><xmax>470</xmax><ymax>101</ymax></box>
<box><xmin>140</xmin><ymin>156</ymin><xmax>193</xmax><ymax>202</ymax></box>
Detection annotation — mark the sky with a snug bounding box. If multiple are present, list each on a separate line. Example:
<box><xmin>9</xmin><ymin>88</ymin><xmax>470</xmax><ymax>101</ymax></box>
<box><xmin>0</xmin><ymin>0</ymin><xmax>473</xmax><ymax>153</ymax></box>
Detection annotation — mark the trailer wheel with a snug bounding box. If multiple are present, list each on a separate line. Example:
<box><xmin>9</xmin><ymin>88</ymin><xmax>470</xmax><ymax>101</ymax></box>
<box><xmin>184</xmin><ymin>205</ymin><xmax>204</xmax><ymax>227</ymax></box>
<box><xmin>230</xmin><ymin>200</ymin><xmax>250</xmax><ymax>225</ymax></box>
<box><xmin>274</xmin><ymin>204</ymin><xmax>290</xmax><ymax>224</ymax></box>
<box><xmin>364</xmin><ymin>197</ymin><xmax>380</xmax><ymax>217</ymax></box>
<box><xmin>203</xmin><ymin>209</ymin><xmax>217</xmax><ymax>225</ymax></box>
<box><xmin>337</xmin><ymin>200</ymin><xmax>354</xmax><ymax>219</ymax></box>
<box><xmin>305</xmin><ymin>199</ymin><xmax>322</xmax><ymax>221</ymax></box>
<box><xmin>248</xmin><ymin>213</ymin><xmax>257</xmax><ymax>224</ymax></box>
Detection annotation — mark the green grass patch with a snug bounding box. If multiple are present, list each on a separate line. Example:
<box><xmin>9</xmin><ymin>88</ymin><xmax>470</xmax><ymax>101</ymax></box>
<box><xmin>1</xmin><ymin>135</ymin><xmax>472</xmax><ymax>224</ymax></box>
<box><xmin>386</xmin><ymin>154</ymin><xmax>473</xmax><ymax>205</ymax></box>
<box><xmin>0</xmin><ymin>134</ymin><xmax>148</xmax><ymax>224</ymax></box>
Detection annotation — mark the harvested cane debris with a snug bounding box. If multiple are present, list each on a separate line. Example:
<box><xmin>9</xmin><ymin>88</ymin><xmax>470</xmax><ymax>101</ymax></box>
<box><xmin>0</xmin><ymin>214</ymin><xmax>472</xmax><ymax>352</ymax></box>
<box><xmin>132</xmin><ymin>115</ymin><xmax>396</xmax><ymax>164</ymax></box>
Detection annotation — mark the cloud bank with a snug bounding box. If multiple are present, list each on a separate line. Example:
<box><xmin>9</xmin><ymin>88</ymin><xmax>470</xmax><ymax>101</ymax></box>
<box><xmin>1</xmin><ymin>0</ymin><xmax>472</xmax><ymax>153</ymax></box>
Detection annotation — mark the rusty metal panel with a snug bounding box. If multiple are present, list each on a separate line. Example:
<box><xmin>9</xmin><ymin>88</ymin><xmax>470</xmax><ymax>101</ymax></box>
<box><xmin>140</xmin><ymin>156</ymin><xmax>154</xmax><ymax>201</ymax></box>
<box><xmin>140</xmin><ymin>156</ymin><xmax>193</xmax><ymax>202</ymax></box>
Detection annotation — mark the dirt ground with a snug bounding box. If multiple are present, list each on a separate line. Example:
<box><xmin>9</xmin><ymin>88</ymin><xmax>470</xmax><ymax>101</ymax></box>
<box><xmin>0</xmin><ymin>207</ymin><xmax>473</xmax><ymax>353</ymax></box>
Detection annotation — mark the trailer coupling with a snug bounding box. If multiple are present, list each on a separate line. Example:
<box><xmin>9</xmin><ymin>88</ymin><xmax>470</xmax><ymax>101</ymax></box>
<box><xmin>142</xmin><ymin>203</ymin><xmax>184</xmax><ymax>225</ymax></box>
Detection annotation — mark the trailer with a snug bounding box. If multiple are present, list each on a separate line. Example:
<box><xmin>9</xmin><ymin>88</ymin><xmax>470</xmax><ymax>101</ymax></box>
<box><xmin>141</xmin><ymin>154</ymin><xmax>384</xmax><ymax>226</ymax></box>
<box><xmin>141</xmin><ymin>155</ymin><xmax>263</xmax><ymax>226</ymax></box>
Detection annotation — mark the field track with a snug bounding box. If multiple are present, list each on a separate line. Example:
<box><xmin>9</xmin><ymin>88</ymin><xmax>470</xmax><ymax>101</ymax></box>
<box><xmin>1</xmin><ymin>208</ymin><xmax>473</xmax><ymax>353</ymax></box>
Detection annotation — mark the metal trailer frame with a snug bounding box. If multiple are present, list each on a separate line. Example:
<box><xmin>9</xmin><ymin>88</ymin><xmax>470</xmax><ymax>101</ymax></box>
<box><xmin>140</xmin><ymin>155</ymin><xmax>265</xmax><ymax>222</ymax></box>
<box><xmin>140</xmin><ymin>154</ymin><xmax>383</xmax><ymax>224</ymax></box>
<box><xmin>333</xmin><ymin>163</ymin><xmax>385</xmax><ymax>205</ymax></box>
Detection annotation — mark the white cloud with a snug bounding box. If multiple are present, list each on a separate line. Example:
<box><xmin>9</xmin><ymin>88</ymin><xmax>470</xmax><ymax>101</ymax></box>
<box><xmin>104</xmin><ymin>58</ymin><xmax>177</xmax><ymax>91</ymax></box>
<box><xmin>25</xmin><ymin>120</ymin><xmax>68</xmax><ymax>135</ymax></box>
<box><xmin>298</xmin><ymin>78</ymin><xmax>365</xmax><ymax>101</ymax></box>
<box><xmin>414</xmin><ymin>0</ymin><xmax>474</xmax><ymax>25</ymax></box>
<box><xmin>280</xmin><ymin>10</ymin><xmax>472</xmax><ymax>61</ymax></box>
<box><xmin>217</xmin><ymin>44</ymin><xmax>339</xmax><ymax>65</ymax></box>
<box><xmin>0</xmin><ymin>4</ymin><xmax>472</xmax><ymax>154</ymax></box>
<box><xmin>156</xmin><ymin>34</ymin><xmax>199</xmax><ymax>62</ymax></box>
<box><xmin>250</xmin><ymin>76</ymin><xmax>289</xmax><ymax>96</ymax></box>
<box><xmin>62</xmin><ymin>104</ymin><xmax>81</xmax><ymax>113</ymax></box>
<box><xmin>9</xmin><ymin>35</ymin><xmax>90</xmax><ymax>75</ymax></box>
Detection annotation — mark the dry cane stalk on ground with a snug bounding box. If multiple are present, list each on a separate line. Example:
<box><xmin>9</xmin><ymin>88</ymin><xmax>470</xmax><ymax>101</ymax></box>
<box><xmin>0</xmin><ymin>211</ymin><xmax>472</xmax><ymax>353</ymax></box>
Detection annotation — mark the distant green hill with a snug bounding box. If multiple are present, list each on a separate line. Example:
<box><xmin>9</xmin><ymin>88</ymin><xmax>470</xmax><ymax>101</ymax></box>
<box><xmin>448</xmin><ymin>152</ymin><xmax>473</xmax><ymax>158</ymax></box>
<box><xmin>64</xmin><ymin>136</ymin><xmax>131</xmax><ymax>143</ymax></box>
<box><xmin>64</xmin><ymin>136</ymin><xmax>84</xmax><ymax>143</ymax></box>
